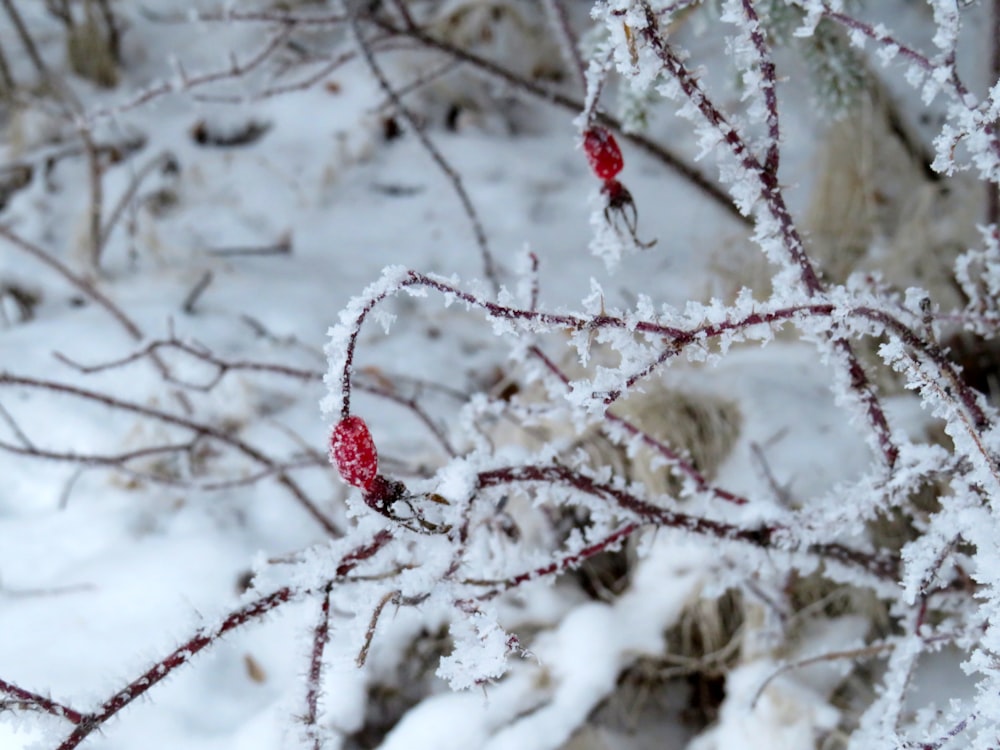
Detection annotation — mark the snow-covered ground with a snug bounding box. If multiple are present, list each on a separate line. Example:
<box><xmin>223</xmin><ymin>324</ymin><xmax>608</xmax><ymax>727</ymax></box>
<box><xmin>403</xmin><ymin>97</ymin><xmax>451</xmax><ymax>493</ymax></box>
<box><xmin>1</xmin><ymin>1</ymin><xmax>998</xmax><ymax>748</ymax></box>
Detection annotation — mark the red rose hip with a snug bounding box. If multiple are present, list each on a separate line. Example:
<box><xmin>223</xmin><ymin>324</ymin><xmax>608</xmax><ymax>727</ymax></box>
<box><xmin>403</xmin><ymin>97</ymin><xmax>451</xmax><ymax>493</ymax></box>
<box><xmin>330</xmin><ymin>416</ymin><xmax>378</xmax><ymax>491</ymax></box>
<box><xmin>583</xmin><ymin>126</ymin><xmax>624</xmax><ymax>180</ymax></box>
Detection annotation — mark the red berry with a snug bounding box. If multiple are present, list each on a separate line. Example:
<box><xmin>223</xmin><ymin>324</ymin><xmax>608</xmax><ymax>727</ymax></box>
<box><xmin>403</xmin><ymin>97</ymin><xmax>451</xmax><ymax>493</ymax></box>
<box><xmin>583</xmin><ymin>127</ymin><xmax>624</xmax><ymax>180</ymax></box>
<box><xmin>330</xmin><ymin>416</ymin><xmax>378</xmax><ymax>490</ymax></box>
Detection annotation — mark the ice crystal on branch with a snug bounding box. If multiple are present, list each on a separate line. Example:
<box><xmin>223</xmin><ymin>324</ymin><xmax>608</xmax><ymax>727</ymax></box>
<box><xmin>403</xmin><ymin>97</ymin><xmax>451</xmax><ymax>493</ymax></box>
<box><xmin>311</xmin><ymin>1</ymin><xmax>1000</xmax><ymax>746</ymax></box>
<box><xmin>3</xmin><ymin>1</ymin><xmax>1000</xmax><ymax>748</ymax></box>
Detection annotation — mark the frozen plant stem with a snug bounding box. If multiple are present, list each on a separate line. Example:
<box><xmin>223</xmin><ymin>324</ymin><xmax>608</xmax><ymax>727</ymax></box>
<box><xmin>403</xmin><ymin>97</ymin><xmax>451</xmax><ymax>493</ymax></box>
<box><xmin>528</xmin><ymin>344</ymin><xmax>747</xmax><ymax>506</ymax></box>
<box><xmin>0</xmin><ymin>677</ymin><xmax>85</xmax><ymax>726</ymax></box>
<box><xmin>345</xmin><ymin>7</ymin><xmax>500</xmax><ymax>294</ymax></box>
<box><xmin>820</xmin><ymin>5</ymin><xmax>1000</xmax><ymax>166</ymax></box>
<box><xmin>337</xmin><ymin>271</ymin><xmax>915</xmax><ymax>473</ymax></box>
<box><xmin>0</xmin><ymin>373</ymin><xmax>341</xmax><ymax>536</ymax></box>
<box><xmin>474</xmin><ymin>464</ymin><xmax>898</xmax><ymax>582</ymax></box>
<box><xmin>302</xmin><ymin>582</ymin><xmax>334</xmax><ymax>748</ymax></box>
<box><xmin>1</xmin><ymin>0</ymin><xmax>50</xmax><ymax>84</ymax></box>
<box><xmin>359</xmin><ymin>13</ymin><xmax>747</xmax><ymax>224</ymax></box>
<box><xmin>53</xmin><ymin>588</ymin><xmax>294</xmax><ymax>750</ymax></box>
<box><xmin>28</xmin><ymin>530</ymin><xmax>395</xmax><ymax>750</ymax></box>
<box><xmin>634</xmin><ymin>0</ymin><xmax>897</xmax><ymax>468</ymax></box>
<box><xmin>636</xmin><ymin>1</ymin><xmax>817</xmax><ymax>291</ymax></box>
<box><xmin>542</xmin><ymin>0</ymin><xmax>587</xmax><ymax>92</ymax></box>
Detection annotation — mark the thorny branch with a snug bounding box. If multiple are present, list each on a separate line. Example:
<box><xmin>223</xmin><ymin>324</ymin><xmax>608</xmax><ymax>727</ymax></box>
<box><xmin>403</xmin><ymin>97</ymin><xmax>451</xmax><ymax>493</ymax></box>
<box><xmin>331</xmin><ymin>270</ymin><xmax>983</xmax><ymax>486</ymax></box>
<box><xmin>819</xmin><ymin>3</ymin><xmax>1000</xmax><ymax>168</ymax></box>
<box><xmin>634</xmin><ymin>0</ymin><xmax>898</xmax><ymax>468</ymax></box>
<box><xmin>528</xmin><ymin>344</ymin><xmax>748</xmax><ymax>506</ymax></box>
<box><xmin>0</xmin><ymin>677</ymin><xmax>85</xmax><ymax>726</ymax></box>
<box><xmin>2</xmin><ymin>2</ymin><xmax>1000</xmax><ymax>747</ymax></box>
<box><xmin>474</xmin><ymin>463</ymin><xmax>899</xmax><ymax>583</ymax></box>
<box><xmin>36</xmin><ymin>529</ymin><xmax>394</xmax><ymax>750</ymax></box>
<box><xmin>303</xmin><ymin>581</ymin><xmax>335</xmax><ymax>749</ymax></box>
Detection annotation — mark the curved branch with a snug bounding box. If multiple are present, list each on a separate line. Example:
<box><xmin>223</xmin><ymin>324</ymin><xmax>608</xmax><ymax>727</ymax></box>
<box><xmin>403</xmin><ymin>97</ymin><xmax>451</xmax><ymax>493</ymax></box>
<box><xmin>475</xmin><ymin>464</ymin><xmax>899</xmax><ymax>582</ymax></box>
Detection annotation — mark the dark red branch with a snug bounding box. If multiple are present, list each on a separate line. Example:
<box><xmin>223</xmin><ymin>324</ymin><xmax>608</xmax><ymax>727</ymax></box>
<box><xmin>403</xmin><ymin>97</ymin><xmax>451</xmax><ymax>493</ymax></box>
<box><xmin>55</xmin><ymin>587</ymin><xmax>294</xmax><ymax>750</ymax></box>
<box><xmin>334</xmin><ymin>270</ymin><xmax>1000</xmax><ymax>477</ymax></box>
<box><xmin>470</xmin><ymin>523</ymin><xmax>640</xmax><ymax>596</ymax></box>
<box><xmin>636</xmin><ymin>2</ymin><xmax>821</xmax><ymax>293</ymax></box>
<box><xmin>0</xmin><ymin>372</ymin><xmax>340</xmax><ymax>537</ymax></box>
<box><xmin>822</xmin><ymin>7</ymin><xmax>1000</xmax><ymax>166</ymax></box>
<box><xmin>346</xmin><ymin>8</ymin><xmax>499</xmax><ymax>293</ymax></box>
<box><xmin>740</xmin><ymin>0</ymin><xmax>781</xmax><ymax>174</ymax></box>
<box><xmin>303</xmin><ymin>581</ymin><xmax>334</xmax><ymax>749</ymax></box>
<box><xmin>635</xmin><ymin>2</ymin><xmax>896</xmax><ymax>467</ymax></box>
<box><xmin>53</xmin><ymin>530</ymin><xmax>392</xmax><ymax>750</ymax></box>
<box><xmin>476</xmin><ymin>464</ymin><xmax>899</xmax><ymax>581</ymax></box>
<box><xmin>528</xmin><ymin>344</ymin><xmax>747</xmax><ymax>505</ymax></box>
<box><xmin>0</xmin><ymin>677</ymin><xmax>86</xmax><ymax>725</ymax></box>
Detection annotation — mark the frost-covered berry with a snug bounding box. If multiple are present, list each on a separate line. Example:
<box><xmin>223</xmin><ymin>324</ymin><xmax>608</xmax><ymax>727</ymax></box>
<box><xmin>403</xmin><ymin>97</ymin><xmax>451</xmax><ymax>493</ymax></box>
<box><xmin>330</xmin><ymin>416</ymin><xmax>378</xmax><ymax>490</ymax></box>
<box><xmin>364</xmin><ymin>474</ymin><xmax>407</xmax><ymax>514</ymax></box>
<box><xmin>583</xmin><ymin>126</ymin><xmax>624</xmax><ymax>180</ymax></box>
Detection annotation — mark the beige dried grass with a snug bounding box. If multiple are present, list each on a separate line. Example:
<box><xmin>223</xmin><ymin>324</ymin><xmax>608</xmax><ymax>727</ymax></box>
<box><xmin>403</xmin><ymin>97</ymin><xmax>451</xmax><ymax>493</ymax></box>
<box><xmin>66</xmin><ymin>14</ymin><xmax>118</xmax><ymax>89</ymax></box>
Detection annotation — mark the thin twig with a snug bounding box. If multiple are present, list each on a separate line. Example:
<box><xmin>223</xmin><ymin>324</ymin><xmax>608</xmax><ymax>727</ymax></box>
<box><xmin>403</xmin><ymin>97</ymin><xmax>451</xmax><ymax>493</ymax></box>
<box><xmin>0</xmin><ymin>677</ymin><xmax>86</xmax><ymax>725</ymax></box>
<box><xmin>542</xmin><ymin>0</ymin><xmax>586</xmax><ymax>92</ymax></box>
<box><xmin>0</xmin><ymin>437</ymin><xmax>194</xmax><ymax>469</ymax></box>
<box><xmin>355</xmin><ymin>589</ymin><xmax>400</xmax><ymax>667</ymax></box>
<box><xmin>0</xmin><ymin>225</ymin><xmax>141</xmax><ymax>338</ymax></box>
<box><xmin>100</xmin><ymin>151</ymin><xmax>176</xmax><ymax>249</ymax></box>
<box><xmin>303</xmin><ymin>581</ymin><xmax>334</xmax><ymax>749</ymax></box>
<box><xmin>346</xmin><ymin>8</ymin><xmax>500</xmax><ymax>293</ymax></box>
<box><xmin>0</xmin><ymin>400</ymin><xmax>34</xmax><ymax>448</ymax></box>
<box><xmin>182</xmin><ymin>271</ymin><xmax>214</xmax><ymax>314</ymax></box>
<box><xmin>749</xmin><ymin>440</ymin><xmax>793</xmax><ymax>506</ymax></box>
<box><xmin>364</xmin><ymin>13</ymin><xmax>746</xmax><ymax>225</ymax></box>
<box><xmin>749</xmin><ymin>642</ymin><xmax>894</xmax><ymax>709</ymax></box>
<box><xmin>1</xmin><ymin>0</ymin><xmax>52</xmax><ymax>84</ymax></box>
<box><xmin>84</xmin><ymin>25</ymin><xmax>295</xmax><ymax>122</ymax></box>
<box><xmin>192</xmin><ymin>47</ymin><xmax>361</xmax><ymax>104</ymax></box>
<box><xmin>49</xmin><ymin>531</ymin><xmax>392</xmax><ymax>750</ymax></box>
<box><xmin>0</xmin><ymin>372</ymin><xmax>341</xmax><ymax>536</ymax></box>
<box><xmin>371</xmin><ymin>58</ymin><xmax>462</xmax><ymax>110</ymax></box>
